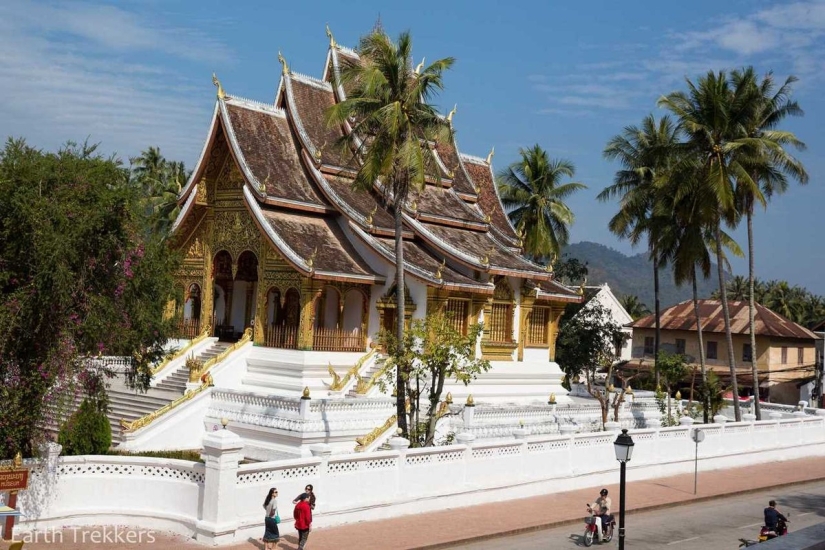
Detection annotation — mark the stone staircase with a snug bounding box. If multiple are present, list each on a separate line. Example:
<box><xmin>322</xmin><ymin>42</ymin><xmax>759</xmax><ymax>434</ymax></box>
<box><xmin>153</xmin><ymin>341</ymin><xmax>231</xmax><ymax>393</ymax></box>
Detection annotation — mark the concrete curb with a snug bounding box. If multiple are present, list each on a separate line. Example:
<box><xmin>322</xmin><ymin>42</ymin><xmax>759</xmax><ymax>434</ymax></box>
<box><xmin>412</xmin><ymin>476</ymin><xmax>825</xmax><ymax>550</ymax></box>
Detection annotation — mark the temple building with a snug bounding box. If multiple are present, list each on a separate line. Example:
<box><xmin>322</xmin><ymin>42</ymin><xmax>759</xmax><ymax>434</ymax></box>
<box><xmin>167</xmin><ymin>32</ymin><xmax>581</xmax><ymax>406</ymax></box>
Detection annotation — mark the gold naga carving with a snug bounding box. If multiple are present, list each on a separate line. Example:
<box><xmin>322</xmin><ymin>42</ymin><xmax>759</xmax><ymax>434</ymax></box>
<box><xmin>434</xmin><ymin>258</ymin><xmax>446</xmax><ymax>281</ymax></box>
<box><xmin>446</xmin><ymin>104</ymin><xmax>457</xmax><ymax>124</ymax></box>
<box><xmin>355</xmin><ymin>415</ymin><xmax>397</xmax><ymax>452</ymax></box>
<box><xmin>485</xmin><ymin>146</ymin><xmax>495</xmax><ymax>164</ymax></box>
<box><xmin>326</xmin><ymin>24</ymin><xmax>337</xmax><ymax>48</ymax></box>
<box><xmin>212</xmin><ymin>73</ymin><xmax>226</xmax><ymax>100</ymax></box>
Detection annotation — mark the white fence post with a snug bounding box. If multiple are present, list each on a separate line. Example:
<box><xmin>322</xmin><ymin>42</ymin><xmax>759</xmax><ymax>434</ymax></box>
<box><xmin>196</xmin><ymin>429</ymin><xmax>243</xmax><ymax>544</ymax></box>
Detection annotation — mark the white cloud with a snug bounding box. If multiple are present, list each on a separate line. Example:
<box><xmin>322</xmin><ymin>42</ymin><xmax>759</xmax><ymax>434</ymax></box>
<box><xmin>0</xmin><ymin>1</ymin><xmax>232</xmax><ymax>164</ymax></box>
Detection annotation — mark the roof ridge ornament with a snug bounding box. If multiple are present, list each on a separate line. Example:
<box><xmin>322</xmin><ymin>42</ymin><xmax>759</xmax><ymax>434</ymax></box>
<box><xmin>545</xmin><ymin>253</ymin><xmax>556</xmax><ymax>274</ymax></box>
<box><xmin>435</xmin><ymin>258</ymin><xmax>446</xmax><ymax>281</ymax></box>
<box><xmin>577</xmin><ymin>276</ymin><xmax>587</xmax><ymax>296</ymax></box>
<box><xmin>212</xmin><ymin>73</ymin><xmax>226</xmax><ymax>100</ymax></box>
<box><xmin>278</xmin><ymin>50</ymin><xmax>290</xmax><ymax>75</ymax></box>
<box><xmin>485</xmin><ymin>146</ymin><xmax>495</xmax><ymax>164</ymax></box>
<box><xmin>366</xmin><ymin>205</ymin><xmax>377</xmax><ymax>227</ymax></box>
<box><xmin>446</xmin><ymin>104</ymin><xmax>457</xmax><ymax>124</ymax></box>
<box><xmin>326</xmin><ymin>24</ymin><xmax>337</xmax><ymax>48</ymax></box>
<box><xmin>414</xmin><ymin>57</ymin><xmax>425</xmax><ymax>75</ymax></box>
<box><xmin>481</xmin><ymin>247</ymin><xmax>494</xmax><ymax>267</ymax></box>
<box><xmin>307</xmin><ymin>247</ymin><xmax>318</xmax><ymax>272</ymax></box>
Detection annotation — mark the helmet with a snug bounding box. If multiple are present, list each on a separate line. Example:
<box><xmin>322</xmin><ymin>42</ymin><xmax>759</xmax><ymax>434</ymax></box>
<box><xmin>600</xmin><ymin>489</ymin><xmax>608</xmax><ymax>496</ymax></box>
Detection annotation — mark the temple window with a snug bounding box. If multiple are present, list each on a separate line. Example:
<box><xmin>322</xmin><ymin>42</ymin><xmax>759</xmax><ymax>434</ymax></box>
<box><xmin>445</xmin><ymin>298</ymin><xmax>469</xmax><ymax>335</ymax></box>
<box><xmin>526</xmin><ymin>306</ymin><xmax>549</xmax><ymax>346</ymax></box>
<box><xmin>488</xmin><ymin>278</ymin><xmax>514</xmax><ymax>344</ymax></box>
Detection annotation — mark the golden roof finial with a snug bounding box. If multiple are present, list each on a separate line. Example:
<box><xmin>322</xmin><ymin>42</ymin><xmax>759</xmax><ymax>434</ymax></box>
<box><xmin>435</xmin><ymin>258</ymin><xmax>446</xmax><ymax>281</ymax></box>
<box><xmin>445</xmin><ymin>392</ymin><xmax>453</xmax><ymax>404</ymax></box>
<box><xmin>414</xmin><ymin>57</ymin><xmax>426</xmax><ymax>75</ymax></box>
<box><xmin>212</xmin><ymin>73</ymin><xmax>226</xmax><ymax>100</ymax></box>
<box><xmin>325</xmin><ymin>24</ymin><xmax>337</xmax><ymax>48</ymax></box>
<box><xmin>307</xmin><ymin>247</ymin><xmax>318</xmax><ymax>270</ymax></box>
<box><xmin>446</xmin><ymin>104</ymin><xmax>457</xmax><ymax>124</ymax></box>
<box><xmin>485</xmin><ymin>146</ymin><xmax>495</xmax><ymax>164</ymax></box>
<box><xmin>466</xmin><ymin>394</ymin><xmax>475</xmax><ymax>406</ymax></box>
<box><xmin>577</xmin><ymin>276</ymin><xmax>587</xmax><ymax>296</ymax></box>
<box><xmin>483</xmin><ymin>213</ymin><xmax>492</xmax><ymax>224</ymax></box>
<box><xmin>410</xmin><ymin>199</ymin><xmax>418</xmax><ymax>212</ymax></box>
<box><xmin>481</xmin><ymin>247</ymin><xmax>494</xmax><ymax>267</ymax></box>
<box><xmin>366</xmin><ymin>205</ymin><xmax>377</xmax><ymax>226</ymax></box>
<box><xmin>545</xmin><ymin>254</ymin><xmax>556</xmax><ymax>273</ymax></box>
<box><xmin>278</xmin><ymin>50</ymin><xmax>289</xmax><ymax>75</ymax></box>
<box><xmin>302</xmin><ymin>386</ymin><xmax>311</xmax><ymax>398</ymax></box>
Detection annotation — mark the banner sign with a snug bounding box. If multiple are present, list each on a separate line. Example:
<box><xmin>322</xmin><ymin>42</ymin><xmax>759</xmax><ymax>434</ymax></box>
<box><xmin>0</xmin><ymin>469</ymin><xmax>29</xmax><ymax>491</ymax></box>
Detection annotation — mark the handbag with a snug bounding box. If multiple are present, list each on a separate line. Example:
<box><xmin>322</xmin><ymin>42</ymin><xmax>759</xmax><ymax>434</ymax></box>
<box><xmin>275</xmin><ymin>514</ymin><xmax>281</xmax><ymax>524</ymax></box>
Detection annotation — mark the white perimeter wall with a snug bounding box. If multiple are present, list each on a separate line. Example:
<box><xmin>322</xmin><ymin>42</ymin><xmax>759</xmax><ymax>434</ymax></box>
<box><xmin>16</xmin><ymin>417</ymin><xmax>825</xmax><ymax>545</ymax></box>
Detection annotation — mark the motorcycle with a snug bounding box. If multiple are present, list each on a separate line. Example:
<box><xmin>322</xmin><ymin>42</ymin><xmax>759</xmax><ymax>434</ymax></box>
<box><xmin>738</xmin><ymin>514</ymin><xmax>789</xmax><ymax>547</ymax></box>
<box><xmin>583</xmin><ymin>506</ymin><xmax>615</xmax><ymax>547</ymax></box>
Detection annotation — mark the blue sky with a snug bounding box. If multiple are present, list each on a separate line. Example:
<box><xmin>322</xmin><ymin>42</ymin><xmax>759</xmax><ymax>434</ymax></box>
<box><xmin>2</xmin><ymin>0</ymin><xmax>823</xmax><ymax>295</ymax></box>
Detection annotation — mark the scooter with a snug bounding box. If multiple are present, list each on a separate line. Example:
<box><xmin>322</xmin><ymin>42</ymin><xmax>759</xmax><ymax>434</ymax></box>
<box><xmin>738</xmin><ymin>514</ymin><xmax>789</xmax><ymax>547</ymax></box>
<box><xmin>583</xmin><ymin>506</ymin><xmax>615</xmax><ymax>547</ymax></box>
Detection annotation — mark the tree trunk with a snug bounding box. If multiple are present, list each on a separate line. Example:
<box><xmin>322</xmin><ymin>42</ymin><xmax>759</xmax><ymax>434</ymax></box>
<box><xmin>394</xmin><ymin>202</ymin><xmax>408</xmax><ymax>437</ymax></box>
<box><xmin>716</xmin><ymin>220</ymin><xmax>740</xmax><ymax>421</ymax></box>
<box><xmin>692</xmin><ymin>267</ymin><xmax>709</xmax><ymax>423</ymax></box>
<box><xmin>747</xmin><ymin>209</ymin><xmax>761</xmax><ymax>420</ymax></box>
<box><xmin>653</xmin><ymin>255</ymin><xmax>661</xmax><ymax>389</ymax></box>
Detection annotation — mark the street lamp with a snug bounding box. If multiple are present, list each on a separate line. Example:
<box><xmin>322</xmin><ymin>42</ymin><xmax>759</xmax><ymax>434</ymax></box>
<box><xmin>614</xmin><ymin>428</ymin><xmax>634</xmax><ymax>550</ymax></box>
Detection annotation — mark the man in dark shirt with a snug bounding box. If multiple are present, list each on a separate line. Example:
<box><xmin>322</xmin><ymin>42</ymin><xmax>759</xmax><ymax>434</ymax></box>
<box><xmin>764</xmin><ymin>500</ymin><xmax>787</xmax><ymax>532</ymax></box>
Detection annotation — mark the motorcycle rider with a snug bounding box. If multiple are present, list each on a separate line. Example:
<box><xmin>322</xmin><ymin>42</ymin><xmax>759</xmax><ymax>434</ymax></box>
<box><xmin>587</xmin><ymin>488</ymin><xmax>612</xmax><ymax>541</ymax></box>
<box><xmin>763</xmin><ymin>500</ymin><xmax>788</xmax><ymax>536</ymax></box>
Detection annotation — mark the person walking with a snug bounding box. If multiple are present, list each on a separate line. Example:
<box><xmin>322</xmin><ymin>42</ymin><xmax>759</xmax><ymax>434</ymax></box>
<box><xmin>293</xmin><ymin>492</ymin><xmax>312</xmax><ymax>549</ymax></box>
<box><xmin>294</xmin><ymin>484</ymin><xmax>316</xmax><ymax>511</ymax></box>
<box><xmin>262</xmin><ymin>487</ymin><xmax>280</xmax><ymax>550</ymax></box>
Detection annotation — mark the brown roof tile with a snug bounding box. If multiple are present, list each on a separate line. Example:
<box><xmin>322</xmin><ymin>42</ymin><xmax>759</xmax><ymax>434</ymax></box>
<box><xmin>463</xmin><ymin>158</ymin><xmax>519</xmax><ymax>242</ymax></box>
<box><xmin>260</xmin><ymin>208</ymin><xmax>378</xmax><ymax>279</ymax></box>
<box><xmin>323</xmin><ymin>175</ymin><xmax>394</xmax><ymax>230</ymax></box>
<box><xmin>287</xmin><ymin>77</ymin><xmax>356</xmax><ymax>169</ymax></box>
<box><xmin>413</xmin><ymin>184</ymin><xmax>483</xmax><ymax>224</ymax></box>
<box><xmin>372</xmin><ymin>237</ymin><xmax>484</xmax><ymax>288</ymax></box>
<box><xmin>224</xmin><ymin>102</ymin><xmax>327</xmax><ymax>206</ymax></box>
<box><xmin>435</xmin><ymin>139</ymin><xmax>477</xmax><ymax>196</ymax></box>
<box><xmin>420</xmin><ymin>222</ymin><xmax>546</xmax><ymax>276</ymax></box>
<box><xmin>631</xmin><ymin>299</ymin><xmax>817</xmax><ymax>340</ymax></box>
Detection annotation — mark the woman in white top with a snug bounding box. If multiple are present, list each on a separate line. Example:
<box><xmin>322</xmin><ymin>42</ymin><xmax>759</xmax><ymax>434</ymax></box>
<box><xmin>262</xmin><ymin>487</ymin><xmax>280</xmax><ymax>549</ymax></box>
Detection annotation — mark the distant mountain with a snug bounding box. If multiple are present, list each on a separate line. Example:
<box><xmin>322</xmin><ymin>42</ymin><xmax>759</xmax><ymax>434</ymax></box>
<box><xmin>564</xmin><ymin>241</ymin><xmax>722</xmax><ymax>309</ymax></box>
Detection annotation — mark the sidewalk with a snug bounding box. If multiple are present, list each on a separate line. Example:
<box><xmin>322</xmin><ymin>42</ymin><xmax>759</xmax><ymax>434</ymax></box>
<box><xmin>22</xmin><ymin>456</ymin><xmax>825</xmax><ymax>550</ymax></box>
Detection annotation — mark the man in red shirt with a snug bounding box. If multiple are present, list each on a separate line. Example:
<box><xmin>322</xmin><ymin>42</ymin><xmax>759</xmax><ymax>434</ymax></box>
<box><xmin>293</xmin><ymin>492</ymin><xmax>312</xmax><ymax>549</ymax></box>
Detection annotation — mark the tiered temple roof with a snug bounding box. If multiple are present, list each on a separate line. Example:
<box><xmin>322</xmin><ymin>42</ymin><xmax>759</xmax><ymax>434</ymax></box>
<box><xmin>173</xmin><ymin>36</ymin><xmax>581</xmax><ymax>301</ymax></box>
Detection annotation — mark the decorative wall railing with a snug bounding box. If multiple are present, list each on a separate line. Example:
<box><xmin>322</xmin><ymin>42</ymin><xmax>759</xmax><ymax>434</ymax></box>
<box><xmin>264</xmin><ymin>325</ymin><xmax>299</xmax><ymax>349</ymax></box>
<box><xmin>313</xmin><ymin>327</ymin><xmax>364</xmax><ymax>352</ymax></box>
<box><xmin>173</xmin><ymin>318</ymin><xmax>201</xmax><ymax>340</ymax></box>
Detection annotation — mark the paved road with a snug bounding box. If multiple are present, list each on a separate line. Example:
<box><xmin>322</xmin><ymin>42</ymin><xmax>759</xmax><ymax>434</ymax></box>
<box><xmin>449</xmin><ymin>481</ymin><xmax>825</xmax><ymax>550</ymax></box>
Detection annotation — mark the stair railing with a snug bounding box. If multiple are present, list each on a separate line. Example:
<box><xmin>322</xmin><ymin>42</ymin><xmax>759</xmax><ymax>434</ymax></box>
<box><xmin>354</xmin><ymin>414</ymin><xmax>397</xmax><ymax>452</ymax></box>
<box><xmin>325</xmin><ymin>348</ymin><xmax>378</xmax><ymax>394</ymax></box>
<box><xmin>121</xmin><ymin>329</ymin><xmax>252</xmax><ymax>434</ymax></box>
<box><xmin>150</xmin><ymin>325</ymin><xmax>211</xmax><ymax>377</ymax></box>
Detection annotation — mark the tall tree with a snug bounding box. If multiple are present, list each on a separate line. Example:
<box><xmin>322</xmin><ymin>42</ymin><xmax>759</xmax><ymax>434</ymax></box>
<box><xmin>659</xmin><ymin>70</ymin><xmax>759</xmax><ymax>421</ymax></box>
<box><xmin>600</xmin><ymin>114</ymin><xmax>680</xmax><ymax>388</ymax></box>
<box><xmin>497</xmin><ymin>145</ymin><xmax>586</xmax><ymax>262</ymax></box>
<box><xmin>0</xmin><ymin>138</ymin><xmax>178</xmax><ymax>457</ymax></box>
<box><xmin>619</xmin><ymin>294</ymin><xmax>651</xmax><ymax>320</ymax></box>
<box><xmin>326</xmin><ymin>30</ymin><xmax>454</xmax><ymax>437</ymax></box>
<box><xmin>731</xmin><ymin>68</ymin><xmax>807</xmax><ymax>419</ymax></box>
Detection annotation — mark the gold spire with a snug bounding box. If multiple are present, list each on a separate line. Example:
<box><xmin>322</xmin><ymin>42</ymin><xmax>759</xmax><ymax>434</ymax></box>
<box><xmin>325</xmin><ymin>24</ymin><xmax>337</xmax><ymax>48</ymax></box>
<box><xmin>446</xmin><ymin>104</ymin><xmax>457</xmax><ymax>124</ymax></box>
<box><xmin>435</xmin><ymin>258</ymin><xmax>446</xmax><ymax>281</ymax></box>
<box><xmin>212</xmin><ymin>73</ymin><xmax>226</xmax><ymax>100</ymax></box>
<box><xmin>307</xmin><ymin>247</ymin><xmax>318</xmax><ymax>270</ymax></box>
<box><xmin>278</xmin><ymin>51</ymin><xmax>289</xmax><ymax>75</ymax></box>
<box><xmin>485</xmin><ymin>146</ymin><xmax>495</xmax><ymax>164</ymax></box>
<box><xmin>414</xmin><ymin>57</ymin><xmax>425</xmax><ymax>75</ymax></box>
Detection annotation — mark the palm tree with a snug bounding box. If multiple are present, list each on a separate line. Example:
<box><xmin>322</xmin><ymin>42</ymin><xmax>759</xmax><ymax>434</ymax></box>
<box><xmin>326</xmin><ymin>30</ymin><xmax>454</xmax><ymax>437</ymax></box>
<box><xmin>131</xmin><ymin>146</ymin><xmax>167</xmax><ymax>196</ymax></box>
<box><xmin>600</xmin><ymin>114</ymin><xmax>680</xmax><ymax>388</ymax></box>
<box><xmin>497</xmin><ymin>145</ymin><xmax>586</xmax><ymax>261</ymax></box>
<box><xmin>619</xmin><ymin>294</ymin><xmax>651</xmax><ymax>320</ymax></box>
<box><xmin>712</xmin><ymin>275</ymin><xmax>749</xmax><ymax>301</ymax></box>
<box><xmin>731</xmin><ymin>67</ymin><xmax>807</xmax><ymax>419</ymax></box>
<box><xmin>659</xmin><ymin>71</ymin><xmax>757</xmax><ymax>421</ymax></box>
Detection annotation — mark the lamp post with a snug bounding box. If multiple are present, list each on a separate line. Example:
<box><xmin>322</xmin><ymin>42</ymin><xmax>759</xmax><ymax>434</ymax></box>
<box><xmin>614</xmin><ymin>428</ymin><xmax>634</xmax><ymax>550</ymax></box>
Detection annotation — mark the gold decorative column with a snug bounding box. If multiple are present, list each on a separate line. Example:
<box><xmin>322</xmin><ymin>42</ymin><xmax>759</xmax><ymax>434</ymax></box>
<box><xmin>201</xmin><ymin>229</ymin><xmax>214</xmax><ymax>335</ymax></box>
<box><xmin>298</xmin><ymin>278</ymin><xmax>320</xmax><ymax>350</ymax></box>
<box><xmin>517</xmin><ymin>294</ymin><xmax>536</xmax><ymax>362</ymax></box>
<box><xmin>253</xmin><ymin>266</ymin><xmax>266</xmax><ymax>345</ymax></box>
<box><xmin>548</xmin><ymin>306</ymin><xmax>566</xmax><ymax>362</ymax></box>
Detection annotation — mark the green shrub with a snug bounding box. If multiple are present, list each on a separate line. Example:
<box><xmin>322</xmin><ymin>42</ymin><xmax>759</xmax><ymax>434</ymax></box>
<box><xmin>107</xmin><ymin>449</ymin><xmax>203</xmax><ymax>462</ymax></box>
<box><xmin>58</xmin><ymin>398</ymin><xmax>112</xmax><ymax>455</ymax></box>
